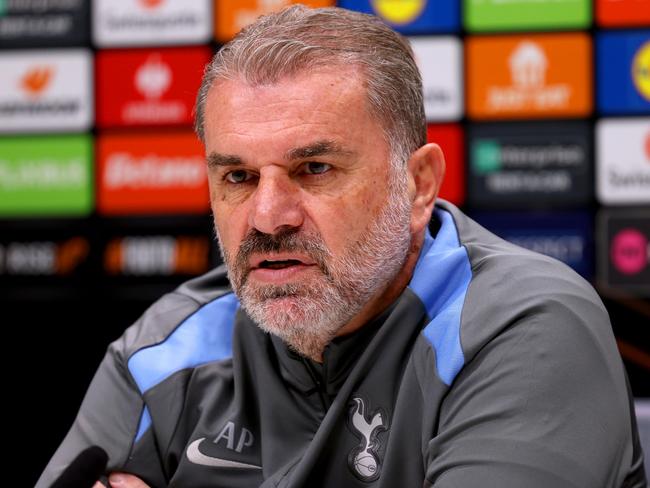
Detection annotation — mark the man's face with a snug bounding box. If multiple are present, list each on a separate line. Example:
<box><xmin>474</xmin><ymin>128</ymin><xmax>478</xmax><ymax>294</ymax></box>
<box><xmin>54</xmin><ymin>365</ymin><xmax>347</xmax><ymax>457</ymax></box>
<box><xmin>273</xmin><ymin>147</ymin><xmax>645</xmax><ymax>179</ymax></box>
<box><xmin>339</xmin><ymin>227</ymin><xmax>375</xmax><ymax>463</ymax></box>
<box><xmin>203</xmin><ymin>68</ymin><xmax>413</xmax><ymax>359</ymax></box>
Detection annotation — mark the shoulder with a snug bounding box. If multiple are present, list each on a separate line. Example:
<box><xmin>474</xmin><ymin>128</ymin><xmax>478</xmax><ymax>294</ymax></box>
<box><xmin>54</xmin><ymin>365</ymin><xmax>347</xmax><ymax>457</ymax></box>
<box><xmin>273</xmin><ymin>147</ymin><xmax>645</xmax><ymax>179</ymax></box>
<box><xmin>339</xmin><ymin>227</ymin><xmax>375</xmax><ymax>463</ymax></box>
<box><xmin>442</xmin><ymin>202</ymin><xmax>609</xmax><ymax>359</ymax></box>
<box><xmin>109</xmin><ymin>265</ymin><xmax>240</xmax><ymax>393</ymax></box>
<box><xmin>418</xmin><ymin>201</ymin><xmax>620</xmax><ymax>384</ymax></box>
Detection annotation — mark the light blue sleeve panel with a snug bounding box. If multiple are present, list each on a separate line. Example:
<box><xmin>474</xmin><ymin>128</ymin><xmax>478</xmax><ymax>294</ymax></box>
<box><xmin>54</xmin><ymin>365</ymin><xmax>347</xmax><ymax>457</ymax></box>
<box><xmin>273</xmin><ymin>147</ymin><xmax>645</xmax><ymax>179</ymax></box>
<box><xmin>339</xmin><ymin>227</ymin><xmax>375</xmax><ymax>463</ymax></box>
<box><xmin>128</xmin><ymin>292</ymin><xmax>240</xmax><ymax>441</ymax></box>
<box><xmin>409</xmin><ymin>208</ymin><xmax>472</xmax><ymax>386</ymax></box>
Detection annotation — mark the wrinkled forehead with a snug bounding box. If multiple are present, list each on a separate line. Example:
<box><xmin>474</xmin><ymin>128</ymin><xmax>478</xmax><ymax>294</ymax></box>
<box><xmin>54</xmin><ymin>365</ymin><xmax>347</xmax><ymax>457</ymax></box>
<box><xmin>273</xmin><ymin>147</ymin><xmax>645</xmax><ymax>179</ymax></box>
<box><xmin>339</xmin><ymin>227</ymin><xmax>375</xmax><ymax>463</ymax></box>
<box><xmin>204</xmin><ymin>67</ymin><xmax>373</xmax><ymax>131</ymax></box>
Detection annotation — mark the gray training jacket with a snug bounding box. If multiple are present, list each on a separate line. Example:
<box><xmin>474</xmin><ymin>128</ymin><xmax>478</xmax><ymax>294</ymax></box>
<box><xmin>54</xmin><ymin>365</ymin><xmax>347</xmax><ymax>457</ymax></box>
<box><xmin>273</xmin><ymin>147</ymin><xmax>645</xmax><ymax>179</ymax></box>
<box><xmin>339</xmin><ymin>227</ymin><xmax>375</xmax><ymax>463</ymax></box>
<box><xmin>37</xmin><ymin>200</ymin><xmax>646</xmax><ymax>488</ymax></box>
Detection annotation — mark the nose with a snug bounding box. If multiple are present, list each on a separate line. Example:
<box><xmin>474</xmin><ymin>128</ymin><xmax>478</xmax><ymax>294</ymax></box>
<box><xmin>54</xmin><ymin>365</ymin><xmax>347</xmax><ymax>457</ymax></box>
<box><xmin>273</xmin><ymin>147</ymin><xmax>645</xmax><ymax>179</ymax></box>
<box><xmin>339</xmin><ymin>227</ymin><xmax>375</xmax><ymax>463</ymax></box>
<box><xmin>249</xmin><ymin>168</ymin><xmax>304</xmax><ymax>235</ymax></box>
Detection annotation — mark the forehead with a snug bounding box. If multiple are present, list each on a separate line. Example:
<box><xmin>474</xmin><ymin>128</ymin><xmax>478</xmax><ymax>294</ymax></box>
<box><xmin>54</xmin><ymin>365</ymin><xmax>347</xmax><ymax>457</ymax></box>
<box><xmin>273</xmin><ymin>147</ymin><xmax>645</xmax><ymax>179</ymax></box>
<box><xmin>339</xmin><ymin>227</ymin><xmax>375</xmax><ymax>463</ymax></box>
<box><xmin>202</xmin><ymin>67</ymin><xmax>384</xmax><ymax>153</ymax></box>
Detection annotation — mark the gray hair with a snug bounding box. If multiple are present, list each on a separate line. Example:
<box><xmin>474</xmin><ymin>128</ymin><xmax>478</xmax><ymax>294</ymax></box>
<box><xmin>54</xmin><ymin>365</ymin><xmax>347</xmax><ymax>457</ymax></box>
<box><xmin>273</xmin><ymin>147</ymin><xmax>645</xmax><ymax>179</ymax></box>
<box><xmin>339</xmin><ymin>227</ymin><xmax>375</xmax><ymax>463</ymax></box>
<box><xmin>193</xmin><ymin>5</ymin><xmax>426</xmax><ymax>169</ymax></box>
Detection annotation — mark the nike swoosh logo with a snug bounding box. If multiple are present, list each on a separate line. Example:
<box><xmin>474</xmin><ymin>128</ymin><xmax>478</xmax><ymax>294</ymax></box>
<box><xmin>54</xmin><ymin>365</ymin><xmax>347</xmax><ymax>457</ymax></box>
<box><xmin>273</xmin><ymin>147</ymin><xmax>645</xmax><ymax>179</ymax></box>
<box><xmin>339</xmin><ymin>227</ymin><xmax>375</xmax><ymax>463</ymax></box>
<box><xmin>186</xmin><ymin>438</ymin><xmax>262</xmax><ymax>469</ymax></box>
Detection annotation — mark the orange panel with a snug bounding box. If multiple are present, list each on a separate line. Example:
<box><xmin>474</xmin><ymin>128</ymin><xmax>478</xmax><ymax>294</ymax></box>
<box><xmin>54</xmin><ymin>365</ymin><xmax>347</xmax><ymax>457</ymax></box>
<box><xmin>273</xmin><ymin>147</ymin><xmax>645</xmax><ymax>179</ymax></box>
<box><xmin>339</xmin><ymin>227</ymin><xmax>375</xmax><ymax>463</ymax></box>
<box><xmin>466</xmin><ymin>33</ymin><xmax>592</xmax><ymax>120</ymax></box>
<box><xmin>215</xmin><ymin>0</ymin><xmax>335</xmax><ymax>43</ymax></box>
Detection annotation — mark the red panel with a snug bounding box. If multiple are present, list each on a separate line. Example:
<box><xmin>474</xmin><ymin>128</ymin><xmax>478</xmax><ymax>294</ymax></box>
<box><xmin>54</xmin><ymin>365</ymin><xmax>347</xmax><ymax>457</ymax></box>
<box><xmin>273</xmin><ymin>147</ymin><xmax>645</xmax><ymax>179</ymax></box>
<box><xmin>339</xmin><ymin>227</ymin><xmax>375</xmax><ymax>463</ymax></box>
<box><xmin>96</xmin><ymin>47</ymin><xmax>211</xmax><ymax>128</ymax></box>
<box><xmin>96</xmin><ymin>131</ymin><xmax>210</xmax><ymax>215</ymax></box>
<box><xmin>427</xmin><ymin>124</ymin><xmax>465</xmax><ymax>206</ymax></box>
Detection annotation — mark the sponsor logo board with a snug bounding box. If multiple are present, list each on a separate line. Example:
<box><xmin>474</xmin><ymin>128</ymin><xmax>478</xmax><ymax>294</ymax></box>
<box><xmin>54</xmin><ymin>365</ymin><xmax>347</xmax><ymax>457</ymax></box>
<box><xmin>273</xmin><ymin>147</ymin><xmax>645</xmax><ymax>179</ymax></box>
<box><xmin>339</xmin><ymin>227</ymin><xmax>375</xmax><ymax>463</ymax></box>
<box><xmin>0</xmin><ymin>0</ymin><xmax>89</xmax><ymax>47</ymax></box>
<box><xmin>464</xmin><ymin>0</ymin><xmax>590</xmax><ymax>32</ymax></box>
<box><xmin>467</xmin><ymin>33</ymin><xmax>592</xmax><ymax>120</ymax></box>
<box><xmin>472</xmin><ymin>211</ymin><xmax>593</xmax><ymax>278</ymax></box>
<box><xmin>411</xmin><ymin>36</ymin><xmax>463</xmax><ymax>121</ymax></box>
<box><xmin>596</xmin><ymin>118</ymin><xmax>650</xmax><ymax>205</ymax></box>
<box><xmin>93</xmin><ymin>0</ymin><xmax>212</xmax><ymax>47</ymax></box>
<box><xmin>0</xmin><ymin>220</ymin><xmax>96</xmax><ymax>298</ymax></box>
<box><xmin>597</xmin><ymin>31</ymin><xmax>650</xmax><ymax>114</ymax></box>
<box><xmin>0</xmin><ymin>49</ymin><xmax>92</xmax><ymax>133</ymax></box>
<box><xmin>467</xmin><ymin>121</ymin><xmax>591</xmax><ymax>208</ymax></box>
<box><xmin>596</xmin><ymin>0</ymin><xmax>650</xmax><ymax>27</ymax></box>
<box><xmin>597</xmin><ymin>208</ymin><xmax>650</xmax><ymax>296</ymax></box>
<box><xmin>94</xmin><ymin>215</ymin><xmax>216</xmax><ymax>282</ymax></box>
<box><xmin>0</xmin><ymin>236</ymin><xmax>89</xmax><ymax>277</ymax></box>
<box><xmin>0</xmin><ymin>135</ymin><xmax>93</xmax><ymax>217</ymax></box>
<box><xmin>427</xmin><ymin>124</ymin><xmax>464</xmax><ymax>205</ymax></box>
<box><xmin>215</xmin><ymin>0</ymin><xmax>333</xmax><ymax>42</ymax></box>
<box><xmin>103</xmin><ymin>234</ymin><xmax>211</xmax><ymax>276</ymax></box>
<box><xmin>338</xmin><ymin>0</ymin><xmax>460</xmax><ymax>34</ymax></box>
<box><xmin>96</xmin><ymin>131</ymin><xmax>209</xmax><ymax>215</ymax></box>
<box><xmin>96</xmin><ymin>47</ymin><xmax>210</xmax><ymax>128</ymax></box>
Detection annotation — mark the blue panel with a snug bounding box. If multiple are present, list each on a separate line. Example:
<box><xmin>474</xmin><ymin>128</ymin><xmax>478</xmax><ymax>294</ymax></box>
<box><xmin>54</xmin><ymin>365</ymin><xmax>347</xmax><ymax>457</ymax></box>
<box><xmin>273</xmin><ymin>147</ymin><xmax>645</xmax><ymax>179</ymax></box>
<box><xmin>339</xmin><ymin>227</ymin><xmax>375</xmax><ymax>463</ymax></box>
<box><xmin>409</xmin><ymin>208</ymin><xmax>471</xmax><ymax>386</ymax></box>
<box><xmin>338</xmin><ymin>0</ymin><xmax>460</xmax><ymax>34</ymax></box>
<box><xmin>128</xmin><ymin>293</ymin><xmax>239</xmax><ymax>395</ymax></box>
<box><xmin>135</xmin><ymin>406</ymin><xmax>152</xmax><ymax>442</ymax></box>
<box><xmin>471</xmin><ymin>210</ymin><xmax>594</xmax><ymax>279</ymax></box>
<box><xmin>596</xmin><ymin>30</ymin><xmax>650</xmax><ymax>115</ymax></box>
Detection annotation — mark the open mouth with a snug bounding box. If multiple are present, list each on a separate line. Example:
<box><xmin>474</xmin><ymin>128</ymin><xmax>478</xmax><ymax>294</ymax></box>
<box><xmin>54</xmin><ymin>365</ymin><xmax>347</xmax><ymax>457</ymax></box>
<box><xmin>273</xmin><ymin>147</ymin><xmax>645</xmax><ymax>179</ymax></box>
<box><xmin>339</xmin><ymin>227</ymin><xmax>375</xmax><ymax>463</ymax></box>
<box><xmin>258</xmin><ymin>259</ymin><xmax>304</xmax><ymax>270</ymax></box>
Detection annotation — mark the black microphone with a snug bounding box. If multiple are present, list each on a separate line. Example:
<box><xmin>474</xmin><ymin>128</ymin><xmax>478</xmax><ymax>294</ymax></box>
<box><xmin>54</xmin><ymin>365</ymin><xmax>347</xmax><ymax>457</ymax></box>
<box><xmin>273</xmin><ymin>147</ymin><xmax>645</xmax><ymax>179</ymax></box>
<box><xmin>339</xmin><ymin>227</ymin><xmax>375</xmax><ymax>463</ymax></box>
<box><xmin>50</xmin><ymin>445</ymin><xmax>108</xmax><ymax>488</ymax></box>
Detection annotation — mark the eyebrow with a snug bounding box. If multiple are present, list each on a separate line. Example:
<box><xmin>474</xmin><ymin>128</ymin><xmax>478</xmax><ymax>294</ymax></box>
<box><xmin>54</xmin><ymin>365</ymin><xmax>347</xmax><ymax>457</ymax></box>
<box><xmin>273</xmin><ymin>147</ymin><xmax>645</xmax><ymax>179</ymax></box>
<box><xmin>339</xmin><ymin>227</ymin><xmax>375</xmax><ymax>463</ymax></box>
<box><xmin>285</xmin><ymin>140</ymin><xmax>354</xmax><ymax>161</ymax></box>
<box><xmin>206</xmin><ymin>140</ymin><xmax>353</xmax><ymax>169</ymax></box>
<box><xmin>206</xmin><ymin>153</ymin><xmax>242</xmax><ymax>168</ymax></box>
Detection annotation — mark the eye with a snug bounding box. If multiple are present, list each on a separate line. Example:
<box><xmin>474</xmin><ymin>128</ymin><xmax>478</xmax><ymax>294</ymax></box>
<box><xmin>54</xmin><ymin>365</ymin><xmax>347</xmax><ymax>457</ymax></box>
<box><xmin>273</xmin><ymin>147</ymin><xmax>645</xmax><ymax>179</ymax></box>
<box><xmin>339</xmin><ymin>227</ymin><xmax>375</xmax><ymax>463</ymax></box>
<box><xmin>225</xmin><ymin>170</ymin><xmax>253</xmax><ymax>184</ymax></box>
<box><xmin>302</xmin><ymin>162</ymin><xmax>332</xmax><ymax>175</ymax></box>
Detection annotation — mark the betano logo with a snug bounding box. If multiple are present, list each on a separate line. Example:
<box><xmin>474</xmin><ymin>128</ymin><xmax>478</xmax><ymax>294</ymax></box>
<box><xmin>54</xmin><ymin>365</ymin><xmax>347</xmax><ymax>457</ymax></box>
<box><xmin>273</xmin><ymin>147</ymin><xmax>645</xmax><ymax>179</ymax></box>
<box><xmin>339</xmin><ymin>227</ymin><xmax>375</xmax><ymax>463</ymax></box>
<box><xmin>97</xmin><ymin>131</ymin><xmax>208</xmax><ymax>215</ymax></box>
<box><xmin>371</xmin><ymin>0</ymin><xmax>425</xmax><ymax>25</ymax></box>
<box><xmin>104</xmin><ymin>235</ymin><xmax>209</xmax><ymax>275</ymax></box>
<box><xmin>104</xmin><ymin>153</ymin><xmax>205</xmax><ymax>189</ymax></box>
<box><xmin>488</xmin><ymin>41</ymin><xmax>570</xmax><ymax>111</ymax></box>
<box><xmin>135</xmin><ymin>54</ymin><xmax>172</xmax><ymax>99</ymax></box>
<box><xmin>632</xmin><ymin>41</ymin><xmax>650</xmax><ymax>102</ymax></box>
<box><xmin>20</xmin><ymin>66</ymin><xmax>54</xmax><ymax>98</ymax></box>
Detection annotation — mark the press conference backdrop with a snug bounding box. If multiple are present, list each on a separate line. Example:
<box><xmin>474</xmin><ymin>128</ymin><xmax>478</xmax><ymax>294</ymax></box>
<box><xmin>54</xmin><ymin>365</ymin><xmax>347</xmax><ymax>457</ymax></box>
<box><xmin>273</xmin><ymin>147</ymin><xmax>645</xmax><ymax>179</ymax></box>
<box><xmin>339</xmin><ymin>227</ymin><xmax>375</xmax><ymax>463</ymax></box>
<box><xmin>0</xmin><ymin>0</ymin><xmax>648</xmax><ymax>484</ymax></box>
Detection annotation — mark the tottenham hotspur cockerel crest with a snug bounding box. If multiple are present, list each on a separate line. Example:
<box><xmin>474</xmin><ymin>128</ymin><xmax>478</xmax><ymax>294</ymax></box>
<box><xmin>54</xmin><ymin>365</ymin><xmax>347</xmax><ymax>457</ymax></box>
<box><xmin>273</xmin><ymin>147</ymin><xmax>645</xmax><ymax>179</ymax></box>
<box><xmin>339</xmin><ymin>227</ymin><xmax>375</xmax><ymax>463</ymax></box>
<box><xmin>346</xmin><ymin>396</ymin><xmax>389</xmax><ymax>482</ymax></box>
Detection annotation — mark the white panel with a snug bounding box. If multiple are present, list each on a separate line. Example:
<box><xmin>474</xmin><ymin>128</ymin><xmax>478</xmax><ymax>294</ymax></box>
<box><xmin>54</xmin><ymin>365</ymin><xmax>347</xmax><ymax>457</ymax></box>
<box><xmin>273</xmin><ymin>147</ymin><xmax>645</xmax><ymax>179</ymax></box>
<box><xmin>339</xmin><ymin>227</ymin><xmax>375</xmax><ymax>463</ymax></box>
<box><xmin>92</xmin><ymin>0</ymin><xmax>212</xmax><ymax>47</ymax></box>
<box><xmin>596</xmin><ymin>118</ymin><xmax>650</xmax><ymax>204</ymax></box>
<box><xmin>0</xmin><ymin>49</ymin><xmax>93</xmax><ymax>133</ymax></box>
<box><xmin>410</xmin><ymin>36</ymin><xmax>463</xmax><ymax>122</ymax></box>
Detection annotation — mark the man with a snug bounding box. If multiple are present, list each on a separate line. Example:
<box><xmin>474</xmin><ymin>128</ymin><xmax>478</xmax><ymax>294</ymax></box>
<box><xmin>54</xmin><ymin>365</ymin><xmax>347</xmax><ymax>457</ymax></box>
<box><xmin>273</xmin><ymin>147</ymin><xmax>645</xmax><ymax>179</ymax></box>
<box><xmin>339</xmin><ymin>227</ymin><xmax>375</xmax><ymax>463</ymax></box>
<box><xmin>38</xmin><ymin>5</ymin><xmax>645</xmax><ymax>488</ymax></box>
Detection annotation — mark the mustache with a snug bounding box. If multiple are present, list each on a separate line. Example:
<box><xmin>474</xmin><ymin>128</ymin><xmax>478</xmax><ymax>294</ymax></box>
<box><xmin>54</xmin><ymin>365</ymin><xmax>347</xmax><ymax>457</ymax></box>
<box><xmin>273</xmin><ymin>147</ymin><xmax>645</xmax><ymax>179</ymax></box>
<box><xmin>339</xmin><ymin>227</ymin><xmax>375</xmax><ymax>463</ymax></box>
<box><xmin>235</xmin><ymin>227</ymin><xmax>331</xmax><ymax>281</ymax></box>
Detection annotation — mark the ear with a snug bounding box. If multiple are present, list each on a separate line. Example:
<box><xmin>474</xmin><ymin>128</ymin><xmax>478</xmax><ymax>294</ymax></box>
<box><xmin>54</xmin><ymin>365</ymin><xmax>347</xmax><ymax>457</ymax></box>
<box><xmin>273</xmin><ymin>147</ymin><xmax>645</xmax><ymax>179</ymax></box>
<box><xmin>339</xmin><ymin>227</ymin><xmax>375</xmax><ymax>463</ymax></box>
<box><xmin>407</xmin><ymin>143</ymin><xmax>445</xmax><ymax>234</ymax></box>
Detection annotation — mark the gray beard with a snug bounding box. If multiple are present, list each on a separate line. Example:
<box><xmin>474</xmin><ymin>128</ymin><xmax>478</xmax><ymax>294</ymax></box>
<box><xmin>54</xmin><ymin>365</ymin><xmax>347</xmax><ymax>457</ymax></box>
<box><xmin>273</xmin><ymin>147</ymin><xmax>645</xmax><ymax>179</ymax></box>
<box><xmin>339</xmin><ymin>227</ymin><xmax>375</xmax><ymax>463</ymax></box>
<box><xmin>217</xmin><ymin>172</ymin><xmax>412</xmax><ymax>361</ymax></box>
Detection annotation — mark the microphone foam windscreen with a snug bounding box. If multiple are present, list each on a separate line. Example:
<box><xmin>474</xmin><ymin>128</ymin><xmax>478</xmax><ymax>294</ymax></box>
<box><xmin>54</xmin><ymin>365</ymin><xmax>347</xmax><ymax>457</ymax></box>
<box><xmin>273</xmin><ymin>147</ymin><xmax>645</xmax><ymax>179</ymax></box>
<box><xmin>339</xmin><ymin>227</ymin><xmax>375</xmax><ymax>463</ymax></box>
<box><xmin>50</xmin><ymin>445</ymin><xmax>108</xmax><ymax>488</ymax></box>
